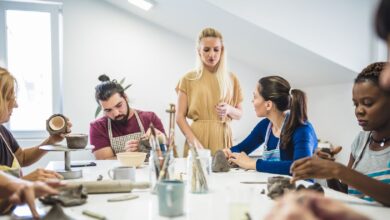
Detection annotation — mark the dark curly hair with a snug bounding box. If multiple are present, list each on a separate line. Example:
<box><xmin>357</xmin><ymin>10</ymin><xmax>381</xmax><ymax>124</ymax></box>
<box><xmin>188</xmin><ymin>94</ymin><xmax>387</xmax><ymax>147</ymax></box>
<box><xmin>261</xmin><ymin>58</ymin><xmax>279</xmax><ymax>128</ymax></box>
<box><xmin>355</xmin><ymin>62</ymin><xmax>387</xmax><ymax>85</ymax></box>
<box><xmin>95</xmin><ymin>74</ymin><xmax>125</xmax><ymax>103</ymax></box>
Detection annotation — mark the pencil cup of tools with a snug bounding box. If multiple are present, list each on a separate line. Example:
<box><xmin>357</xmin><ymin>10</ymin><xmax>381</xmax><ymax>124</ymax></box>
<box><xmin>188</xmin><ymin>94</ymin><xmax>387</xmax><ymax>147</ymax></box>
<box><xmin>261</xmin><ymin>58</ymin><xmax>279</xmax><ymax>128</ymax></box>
<box><xmin>187</xmin><ymin>149</ymin><xmax>211</xmax><ymax>193</ymax></box>
<box><xmin>149</xmin><ymin>146</ymin><xmax>174</xmax><ymax>192</ymax></box>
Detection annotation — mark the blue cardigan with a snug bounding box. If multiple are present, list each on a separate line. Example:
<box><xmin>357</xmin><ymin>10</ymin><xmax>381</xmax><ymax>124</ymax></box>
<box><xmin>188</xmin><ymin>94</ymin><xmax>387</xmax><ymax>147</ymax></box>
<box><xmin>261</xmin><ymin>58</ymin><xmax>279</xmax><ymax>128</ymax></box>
<box><xmin>230</xmin><ymin>118</ymin><xmax>318</xmax><ymax>175</ymax></box>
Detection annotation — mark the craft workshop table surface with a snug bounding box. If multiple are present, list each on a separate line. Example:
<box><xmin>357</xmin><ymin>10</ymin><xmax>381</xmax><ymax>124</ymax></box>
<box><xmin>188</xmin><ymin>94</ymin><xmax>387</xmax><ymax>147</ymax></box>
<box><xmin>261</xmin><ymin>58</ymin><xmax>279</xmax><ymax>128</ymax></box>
<box><xmin>1</xmin><ymin>159</ymin><xmax>390</xmax><ymax>220</ymax></box>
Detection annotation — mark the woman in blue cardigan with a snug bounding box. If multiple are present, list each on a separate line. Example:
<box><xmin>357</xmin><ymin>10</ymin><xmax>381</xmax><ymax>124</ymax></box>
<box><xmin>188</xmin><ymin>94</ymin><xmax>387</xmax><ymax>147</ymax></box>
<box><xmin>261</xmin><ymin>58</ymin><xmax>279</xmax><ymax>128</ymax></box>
<box><xmin>225</xmin><ymin>76</ymin><xmax>318</xmax><ymax>175</ymax></box>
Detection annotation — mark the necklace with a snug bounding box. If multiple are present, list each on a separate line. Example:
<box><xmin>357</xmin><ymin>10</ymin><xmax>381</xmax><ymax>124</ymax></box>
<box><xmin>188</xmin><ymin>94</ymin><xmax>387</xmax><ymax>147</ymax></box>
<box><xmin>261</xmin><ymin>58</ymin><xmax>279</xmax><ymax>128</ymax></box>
<box><xmin>370</xmin><ymin>135</ymin><xmax>390</xmax><ymax>147</ymax></box>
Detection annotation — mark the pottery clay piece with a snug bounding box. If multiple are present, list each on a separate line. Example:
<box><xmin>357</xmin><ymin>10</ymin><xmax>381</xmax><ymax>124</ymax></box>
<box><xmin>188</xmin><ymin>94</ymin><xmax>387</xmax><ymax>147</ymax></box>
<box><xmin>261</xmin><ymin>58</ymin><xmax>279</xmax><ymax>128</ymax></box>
<box><xmin>212</xmin><ymin>150</ymin><xmax>230</xmax><ymax>172</ymax></box>
<box><xmin>296</xmin><ymin>183</ymin><xmax>324</xmax><ymax>194</ymax></box>
<box><xmin>42</xmin><ymin>204</ymin><xmax>75</xmax><ymax>220</ymax></box>
<box><xmin>320</xmin><ymin>148</ymin><xmax>334</xmax><ymax>157</ymax></box>
<box><xmin>40</xmin><ymin>185</ymin><xmax>87</xmax><ymax>207</ymax></box>
<box><xmin>65</xmin><ymin>134</ymin><xmax>88</xmax><ymax>149</ymax></box>
<box><xmin>266</xmin><ymin>176</ymin><xmax>325</xmax><ymax>199</ymax></box>
<box><xmin>46</xmin><ymin>114</ymin><xmax>67</xmax><ymax>135</ymax></box>
<box><xmin>139</xmin><ymin>138</ymin><xmax>152</xmax><ymax>161</ymax></box>
<box><xmin>267</xmin><ymin>176</ymin><xmax>296</xmax><ymax>199</ymax></box>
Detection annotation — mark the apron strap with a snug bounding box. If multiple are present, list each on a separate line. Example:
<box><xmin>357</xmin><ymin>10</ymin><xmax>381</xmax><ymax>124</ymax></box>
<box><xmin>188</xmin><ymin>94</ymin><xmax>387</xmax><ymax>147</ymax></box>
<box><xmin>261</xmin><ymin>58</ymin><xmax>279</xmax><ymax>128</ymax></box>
<box><xmin>133</xmin><ymin>110</ymin><xmax>145</xmax><ymax>135</ymax></box>
<box><xmin>264</xmin><ymin>112</ymin><xmax>289</xmax><ymax>151</ymax></box>
<box><xmin>263</xmin><ymin>122</ymin><xmax>273</xmax><ymax>149</ymax></box>
<box><xmin>352</xmin><ymin>132</ymin><xmax>372</xmax><ymax>170</ymax></box>
<box><xmin>0</xmin><ymin>132</ymin><xmax>18</xmax><ymax>160</ymax></box>
<box><xmin>108</xmin><ymin>118</ymin><xmax>114</xmax><ymax>140</ymax></box>
<box><xmin>0</xmin><ymin>131</ymin><xmax>22</xmax><ymax>175</ymax></box>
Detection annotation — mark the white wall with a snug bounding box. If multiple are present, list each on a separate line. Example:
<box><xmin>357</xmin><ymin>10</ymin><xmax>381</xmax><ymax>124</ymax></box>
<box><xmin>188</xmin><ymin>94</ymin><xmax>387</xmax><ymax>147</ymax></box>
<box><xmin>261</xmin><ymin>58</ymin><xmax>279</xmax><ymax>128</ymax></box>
<box><xmin>20</xmin><ymin>0</ymin><xmax>262</xmax><ymax>173</ymax></box>
<box><xmin>207</xmin><ymin>0</ymin><xmax>381</xmax><ymax>73</ymax></box>
<box><xmin>303</xmin><ymin>83</ymin><xmax>361</xmax><ymax>164</ymax></box>
<box><xmin>17</xmin><ymin>0</ymin><xmax>370</xmax><ymax>175</ymax></box>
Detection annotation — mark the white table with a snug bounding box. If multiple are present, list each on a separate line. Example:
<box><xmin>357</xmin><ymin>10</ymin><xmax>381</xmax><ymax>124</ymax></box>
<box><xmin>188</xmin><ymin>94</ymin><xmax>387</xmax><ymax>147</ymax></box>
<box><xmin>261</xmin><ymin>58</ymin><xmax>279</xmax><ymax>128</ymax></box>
<box><xmin>2</xmin><ymin>159</ymin><xmax>390</xmax><ymax>220</ymax></box>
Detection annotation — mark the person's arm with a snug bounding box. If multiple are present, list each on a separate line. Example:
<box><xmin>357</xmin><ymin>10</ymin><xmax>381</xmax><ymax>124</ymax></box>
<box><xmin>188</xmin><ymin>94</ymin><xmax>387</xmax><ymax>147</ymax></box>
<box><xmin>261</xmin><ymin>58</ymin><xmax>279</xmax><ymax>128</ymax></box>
<box><xmin>124</xmin><ymin>113</ymin><xmax>166</xmax><ymax>153</ymax></box>
<box><xmin>176</xmin><ymin>91</ymin><xmax>203</xmax><ymax>148</ymax></box>
<box><xmin>14</xmin><ymin>136</ymin><xmax>69</xmax><ymax>167</ymax></box>
<box><xmin>216</xmin><ymin>102</ymin><xmax>243</xmax><ymax>120</ymax></box>
<box><xmin>90</xmin><ymin>120</ymin><xmax>117</xmax><ymax>160</ymax></box>
<box><xmin>256</xmin><ymin>125</ymin><xmax>316</xmax><ymax>175</ymax></box>
<box><xmin>14</xmin><ymin>139</ymin><xmax>52</xmax><ymax>167</ymax></box>
<box><xmin>230</xmin><ymin>120</ymin><xmax>265</xmax><ymax>154</ymax></box>
<box><xmin>13</xmin><ymin>118</ymin><xmax>72</xmax><ymax>167</ymax></box>
<box><xmin>265</xmin><ymin>191</ymin><xmax>370</xmax><ymax>220</ymax></box>
<box><xmin>0</xmin><ymin>171</ymin><xmax>61</xmax><ymax>219</ymax></box>
<box><xmin>291</xmin><ymin>157</ymin><xmax>390</xmax><ymax>206</ymax></box>
<box><xmin>337</xmin><ymin>164</ymin><xmax>390</xmax><ymax>206</ymax></box>
<box><xmin>228</xmin><ymin>103</ymin><xmax>243</xmax><ymax>120</ymax></box>
<box><xmin>232</xmin><ymin>135</ymin><xmax>315</xmax><ymax>174</ymax></box>
<box><xmin>223</xmin><ymin>72</ymin><xmax>244</xmax><ymax>120</ymax></box>
<box><xmin>93</xmin><ymin>147</ymin><xmax>116</xmax><ymax>160</ymax></box>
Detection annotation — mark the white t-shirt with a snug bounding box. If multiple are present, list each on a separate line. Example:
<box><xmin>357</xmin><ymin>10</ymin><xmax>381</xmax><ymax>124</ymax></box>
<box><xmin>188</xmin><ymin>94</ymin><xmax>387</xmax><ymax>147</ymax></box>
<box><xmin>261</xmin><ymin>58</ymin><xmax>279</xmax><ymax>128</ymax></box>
<box><xmin>348</xmin><ymin>131</ymin><xmax>390</xmax><ymax>201</ymax></box>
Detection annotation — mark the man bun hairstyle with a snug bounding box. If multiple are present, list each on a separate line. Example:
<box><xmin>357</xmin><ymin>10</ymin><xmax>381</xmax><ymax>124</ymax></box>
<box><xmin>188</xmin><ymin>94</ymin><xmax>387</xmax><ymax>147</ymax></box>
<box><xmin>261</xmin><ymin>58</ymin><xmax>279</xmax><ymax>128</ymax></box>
<box><xmin>95</xmin><ymin>74</ymin><xmax>125</xmax><ymax>103</ymax></box>
<box><xmin>98</xmin><ymin>74</ymin><xmax>110</xmax><ymax>82</ymax></box>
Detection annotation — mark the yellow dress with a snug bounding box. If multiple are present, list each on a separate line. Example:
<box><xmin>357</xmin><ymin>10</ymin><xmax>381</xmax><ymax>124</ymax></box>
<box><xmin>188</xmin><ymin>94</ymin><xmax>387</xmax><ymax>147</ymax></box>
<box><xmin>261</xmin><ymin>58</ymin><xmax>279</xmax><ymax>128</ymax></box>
<box><xmin>176</xmin><ymin>69</ymin><xmax>243</xmax><ymax>156</ymax></box>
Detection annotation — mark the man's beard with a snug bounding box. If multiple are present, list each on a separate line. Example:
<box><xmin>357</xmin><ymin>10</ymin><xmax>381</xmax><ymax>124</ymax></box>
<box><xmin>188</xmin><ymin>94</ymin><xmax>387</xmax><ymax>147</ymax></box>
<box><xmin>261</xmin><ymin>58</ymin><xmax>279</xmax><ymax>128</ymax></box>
<box><xmin>112</xmin><ymin>102</ymin><xmax>130</xmax><ymax>125</ymax></box>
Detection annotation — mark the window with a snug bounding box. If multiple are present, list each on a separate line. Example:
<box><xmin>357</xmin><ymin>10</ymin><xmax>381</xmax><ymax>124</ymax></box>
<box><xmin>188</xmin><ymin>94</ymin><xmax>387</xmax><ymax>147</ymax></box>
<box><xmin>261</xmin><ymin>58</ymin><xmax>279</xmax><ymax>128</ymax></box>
<box><xmin>0</xmin><ymin>0</ymin><xmax>62</xmax><ymax>138</ymax></box>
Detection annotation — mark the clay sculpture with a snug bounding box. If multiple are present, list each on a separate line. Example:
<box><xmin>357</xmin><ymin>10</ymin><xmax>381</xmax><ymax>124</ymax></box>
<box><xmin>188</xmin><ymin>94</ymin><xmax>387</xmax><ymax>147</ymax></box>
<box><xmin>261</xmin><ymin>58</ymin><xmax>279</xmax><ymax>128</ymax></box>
<box><xmin>267</xmin><ymin>176</ymin><xmax>296</xmax><ymax>199</ymax></box>
<box><xmin>212</xmin><ymin>150</ymin><xmax>231</xmax><ymax>172</ymax></box>
<box><xmin>40</xmin><ymin>185</ymin><xmax>87</xmax><ymax>207</ymax></box>
<box><xmin>42</xmin><ymin>204</ymin><xmax>75</xmax><ymax>220</ymax></box>
<box><xmin>296</xmin><ymin>183</ymin><xmax>324</xmax><ymax>194</ymax></box>
<box><xmin>266</xmin><ymin>176</ymin><xmax>325</xmax><ymax>199</ymax></box>
<box><xmin>139</xmin><ymin>138</ymin><xmax>152</xmax><ymax>161</ymax></box>
<box><xmin>65</xmin><ymin>134</ymin><xmax>88</xmax><ymax>149</ymax></box>
<box><xmin>46</xmin><ymin>114</ymin><xmax>67</xmax><ymax>135</ymax></box>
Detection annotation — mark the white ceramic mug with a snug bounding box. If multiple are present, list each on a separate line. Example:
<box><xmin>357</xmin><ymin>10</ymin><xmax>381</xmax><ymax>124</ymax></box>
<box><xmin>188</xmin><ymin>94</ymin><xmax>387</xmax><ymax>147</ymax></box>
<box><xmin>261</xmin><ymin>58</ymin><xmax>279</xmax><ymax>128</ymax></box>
<box><xmin>108</xmin><ymin>166</ymin><xmax>136</xmax><ymax>181</ymax></box>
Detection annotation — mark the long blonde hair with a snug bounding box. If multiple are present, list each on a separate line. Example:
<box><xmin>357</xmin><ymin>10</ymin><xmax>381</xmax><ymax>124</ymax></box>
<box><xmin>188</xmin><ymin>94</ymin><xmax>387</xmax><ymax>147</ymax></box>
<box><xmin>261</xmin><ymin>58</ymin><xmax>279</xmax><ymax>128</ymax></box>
<box><xmin>193</xmin><ymin>27</ymin><xmax>233</xmax><ymax>101</ymax></box>
<box><xmin>0</xmin><ymin>67</ymin><xmax>17</xmax><ymax>121</ymax></box>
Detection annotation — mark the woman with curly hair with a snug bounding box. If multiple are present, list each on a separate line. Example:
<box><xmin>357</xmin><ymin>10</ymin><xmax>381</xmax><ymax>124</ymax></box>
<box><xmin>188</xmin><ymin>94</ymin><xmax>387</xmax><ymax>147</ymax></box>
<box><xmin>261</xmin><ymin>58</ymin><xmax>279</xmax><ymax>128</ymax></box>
<box><xmin>291</xmin><ymin>62</ymin><xmax>390</xmax><ymax>206</ymax></box>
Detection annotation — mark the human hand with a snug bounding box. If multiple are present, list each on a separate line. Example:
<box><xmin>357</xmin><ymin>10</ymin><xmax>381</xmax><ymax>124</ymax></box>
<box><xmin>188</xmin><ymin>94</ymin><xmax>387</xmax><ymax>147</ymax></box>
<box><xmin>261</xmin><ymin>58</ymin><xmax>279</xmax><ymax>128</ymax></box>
<box><xmin>215</xmin><ymin>102</ymin><xmax>232</xmax><ymax>118</ymax></box>
<box><xmin>124</xmin><ymin>139</ymin><xmax>139</xmax><ymax>152</ymax></box>
<box><xmin>228</xmin><ymin>152</ymin><xmax>256</xmax><ymax>170</ymax></box>
<box><xmin>222</xmin><ymin>148</ymin><xmax>233</xmax><ymax>159</ymax></box>
<box><xmin>22</xmin><ymin>168</ymin><xmax>63</xmax><ymax>182</ymax></box>
<box><xmin>46</xmin><ymin>117</ymin><xmax>72</xmax><ymax>145</ymax></box>
<box><xmin>265</xmin><ymin>191</ymin><xmax>318</xmax><ymax>220</ymax></box>
<box><xmin>265</xmin><ymin>191</ymin><xmax>369</xmax><ymax>220</ymax></box>
<box><xmin>290</xmin><ymin>157</ymin><xmax>342</xmax><ymax>183</ymax></box>
<box><xmin>314</xmin><ymin>146</ymin><xmax>342</xmax><ymax>161</ymax></box>
<box><xmin>7</xmin><ymin>180</ymin><xmax>62</xmax><ymax>219</ymax></box>
<box><xmin>307</xmin><ymin>192</ymin><xmax>370</xmax><ymax>220</ymax></box>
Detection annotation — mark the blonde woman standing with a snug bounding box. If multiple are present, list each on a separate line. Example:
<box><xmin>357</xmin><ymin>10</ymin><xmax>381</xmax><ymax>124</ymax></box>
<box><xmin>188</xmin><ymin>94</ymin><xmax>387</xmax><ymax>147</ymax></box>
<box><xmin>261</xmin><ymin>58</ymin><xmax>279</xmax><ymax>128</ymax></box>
<box><xmin>176</xmin><ymin>28</ymin><xmax>243</xmax><ymax>156</ymax></box>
